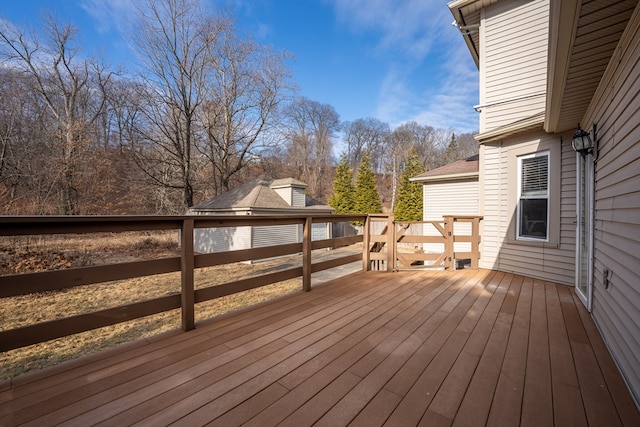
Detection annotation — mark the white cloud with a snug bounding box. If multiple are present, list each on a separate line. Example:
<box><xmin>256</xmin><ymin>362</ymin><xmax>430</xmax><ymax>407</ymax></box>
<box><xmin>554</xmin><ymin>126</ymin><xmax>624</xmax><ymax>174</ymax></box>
<box><xmin>79</xmin><ymin>0</ymin><xmax>134</xmax><ymax>35</ymax></box>
<box><xmin>325</xmin><ymin>0</ymin><xmax>449</xmax><ymax>60</ymax></box>
<box><xmin>374</xmin><ymin>65</ymin><xmax>415</xmax><ymax>126</ymax></box>
<box><xmin>326</xmin><ymin>0</ymin><xmax>479</xmax><ymax>133</ymax></box>
<box><xmin>255</xmin><ymin>23</ymin><xmax>272</xmax><ymax>39</ymax></box>
<box><xmin>408</xmin><ymin>44</ymin><xmax>479</xmax><ymax>133</ymax></box>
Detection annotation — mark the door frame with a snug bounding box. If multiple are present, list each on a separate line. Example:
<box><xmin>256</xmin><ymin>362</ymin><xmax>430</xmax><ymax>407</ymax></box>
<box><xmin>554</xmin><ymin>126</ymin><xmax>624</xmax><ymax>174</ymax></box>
<box><xmin>575</xmin><ymin>151</ymin><xmax>594</xmax><ymax>311</ymax></box>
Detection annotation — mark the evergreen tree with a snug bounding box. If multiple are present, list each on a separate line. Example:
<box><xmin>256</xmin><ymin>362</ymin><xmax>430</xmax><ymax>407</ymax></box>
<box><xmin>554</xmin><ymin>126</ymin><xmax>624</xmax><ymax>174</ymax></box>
<box><xmin>444</xmin><ymin>132</ymin><xmax>459</xmax><ymax>163</ymax></box>
<box><xmin>354</xmin><ymin>152</ymin><xmax>382</xmax><ymax>214</ymax></box>
<box><xmin>394</xmin><ymin>149</ymin><xmax>424</xmax><ymax>221</ymax></box>
<box><xmin>328</xmin><ymin>155</ymin><xmax>355</xmax><ymax>213</ymax></box>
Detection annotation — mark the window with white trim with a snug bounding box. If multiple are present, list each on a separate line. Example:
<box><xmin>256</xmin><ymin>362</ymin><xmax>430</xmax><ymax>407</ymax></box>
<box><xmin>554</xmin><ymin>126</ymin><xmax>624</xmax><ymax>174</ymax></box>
<box><xmin>517</xmin><ymin>151</ymin><xmax>549</xmax><ymax>240</ymax></box>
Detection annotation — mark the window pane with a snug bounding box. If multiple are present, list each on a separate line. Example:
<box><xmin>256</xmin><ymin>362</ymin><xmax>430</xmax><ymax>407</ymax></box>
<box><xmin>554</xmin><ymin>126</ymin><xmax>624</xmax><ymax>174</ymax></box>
<box><xmin>521</xmin><ymin>156</ymin><xmax>548</xmax><ymax>196</ymax></box>
<box><xmin>519</xmin><ymin>199</ymin><xmax>548</xmax><ymax>239</ymax></box>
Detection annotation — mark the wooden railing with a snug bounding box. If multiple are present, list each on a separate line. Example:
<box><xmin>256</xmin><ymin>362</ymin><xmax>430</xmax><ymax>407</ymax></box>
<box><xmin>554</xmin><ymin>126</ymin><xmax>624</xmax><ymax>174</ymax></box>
<box><xmin>0</xmin><ymin>214</ymin><xmax>365</xmax><ymax>352</ymax></box>
<box><xmin>363</xmin><ymin>214</ymin><xmax>394</xmax><ymax>271</ymax></box>
<box><xmin>364</xmin><ymin>215</ymin><xmax>483</xmax><ymax>271</ymax></box>
<box><xmin>0</xmin><ymin>213</ymin><xmax>481</xmax><ymax>353</ymax></box>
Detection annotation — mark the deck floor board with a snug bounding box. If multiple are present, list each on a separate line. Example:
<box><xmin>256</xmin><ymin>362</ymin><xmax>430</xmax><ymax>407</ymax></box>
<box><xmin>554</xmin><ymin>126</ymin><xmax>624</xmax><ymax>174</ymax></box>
<box><xmin>1</xmin><ymin>269</ymin><xmax>638</xmax><ymax>426</ymax></box>
<box><xmin>521</xmin><ymin>279</ymin><xmax>553</xmax><ymax>427</ymax></box>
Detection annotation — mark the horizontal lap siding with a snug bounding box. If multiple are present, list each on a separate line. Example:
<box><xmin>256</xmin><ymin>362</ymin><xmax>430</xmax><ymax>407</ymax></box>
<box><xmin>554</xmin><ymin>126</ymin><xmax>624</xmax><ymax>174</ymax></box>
<box><xmin>293</xmin><ymin>189</ymin><xmax>306</xmax><ymax>208</ymax></box>
<box><xmin>482</xmin><ymin>0</ymin><xmax>549</xmax><ymax>133</ymax></box>
<box><xmin>252</xmin><ymin>222</ymin><xmax>331</xmax><ymax>247</ymax></box>
<box><xmin>583</xmin><ymin>7</ymin><xmax>640</xmax><ymax>404</ymax></box>
<box><xmin>253</xmin><ymin>224</ymin><xmax>301</xmax><ymax>248</ymax></box>
<box><xmin>422</xmin><ymin>179</ymin><xmax>479</xmax><ymax>253</ymax></box>
<box><xmin>480</xmin><ymin>132</ymin><xmax>575</xmax><ymax>285</ymax></box>
<box><xmin>194</xmin><ymin>226</ymin><xmax>251</xmax><ymax>253</ymax></box>
<box><xmin>312</xmin><ymin>223</ymin><xmax>329</xmax><ymax>241</ymax></box>
<box><xmin>271</xmin><ymin>187</ymin><xmax>306</xmax><ymax>207</ymax></box>
<box><xmin>479</xmin><ymin>143</ymin><xmax>502</xmax><ymax>269</ymax></box>
<box><xmin>560</xmin><ymin>142</ymin><xmax>578</xmax><ymax>252</ymax></box>
<box><xmin>191</xmin><ymin>212</ymin><xmax>250</xmax><ymax>253</ymax></box>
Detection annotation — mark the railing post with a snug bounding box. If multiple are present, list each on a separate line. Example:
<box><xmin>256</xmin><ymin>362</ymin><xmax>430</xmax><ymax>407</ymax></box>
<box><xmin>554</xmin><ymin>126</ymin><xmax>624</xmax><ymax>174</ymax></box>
<box><xmin>181</xmin><ymin>218</ymin><xmax>195</xmax><ymax>331</ymax></box>
<box><xmin>302</xmin><ymin>216</ymin><xmax>312</xmax><ymax>291</ymax></box>
<box><xmin>444</xmin><ymin>216</ymin><xmax>454</xmax><ymax>270</ymax></box>
<box><xmin>471</xmin><ymin>216</ymin><xmax>480</xmax><ymax>269</ymax></box>
<box><xmin>387</xmin><ymin>214</ymin><xmax>395</xmax><ymax>272</ymax></box>
<box><xmin>363</xmin><ymin>215</ymin><xmax>371</xmax><ymax>271</ymax></box>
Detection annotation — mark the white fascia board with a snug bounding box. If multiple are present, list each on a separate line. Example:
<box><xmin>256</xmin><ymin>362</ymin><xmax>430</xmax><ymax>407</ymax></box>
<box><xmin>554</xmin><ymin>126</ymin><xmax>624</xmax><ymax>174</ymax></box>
<box><xmin>411</xmin><ymin>172</ymin><xmax>479</xmax><ymax>183</ymax></box>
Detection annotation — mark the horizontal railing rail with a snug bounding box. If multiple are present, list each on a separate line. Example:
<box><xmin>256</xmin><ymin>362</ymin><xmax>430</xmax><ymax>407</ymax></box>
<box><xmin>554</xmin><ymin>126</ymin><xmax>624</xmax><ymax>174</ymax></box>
<box><xmin>0</xmin><ymin>214</ymin><xmax>366</xmax><ymax>352</ymax></box>
<box><xmin>0</xmin><ymin>213</ymin><xmax>481</xmax><ymax>353</ymax></box>
<box><xmin>365</xmin><ymin>215</ymin><xmax>483</xmax><ymax>271</ymax></box>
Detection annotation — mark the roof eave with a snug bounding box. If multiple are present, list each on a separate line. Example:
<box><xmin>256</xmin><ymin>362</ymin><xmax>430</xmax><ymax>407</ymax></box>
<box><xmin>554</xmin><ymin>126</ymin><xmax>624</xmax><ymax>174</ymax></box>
<box><xmin>544</xmin><ymin>0</ymin><xmax>581</xmax><ymax>134</ymax></box>
<box><xmin>475</xmin><ymin>112</ymin><xmax>545</xmax><ymax>143</ymax></box>
<box><xmin>448</xmin><ymin>0</ymin><xmax>482</xmax><ymax>68</ymax></box>
<box><xmin>190</xmin><ymin>206</ymin><xmax>334</xmax><ymax>214</ymax></box>
<box><xmin>411</xmin><ymin>171</ymin><xmax>479</xmax><ymax>183</ymax></box>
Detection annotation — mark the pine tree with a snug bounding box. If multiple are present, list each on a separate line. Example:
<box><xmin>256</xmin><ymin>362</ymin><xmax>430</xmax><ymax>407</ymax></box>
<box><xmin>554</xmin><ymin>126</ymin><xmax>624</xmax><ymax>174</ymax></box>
<box><xmin>354</xmin><ymin>152</ymin><xmax>382</xmax><ymax>214</ymax></box>
<box><xmin>444</xmin><ymin>132</ymin><xmax>459</xmax><ymax>163</ymax></box>
<box><xmin>328</xmin><ymin>155</ymin><xmax>355</xmax><ymax>213</ymax></box>
<box><xmin>394</xmin><ymin>149</ymin><xmax>424</xmax><ymax>221</ymax></box>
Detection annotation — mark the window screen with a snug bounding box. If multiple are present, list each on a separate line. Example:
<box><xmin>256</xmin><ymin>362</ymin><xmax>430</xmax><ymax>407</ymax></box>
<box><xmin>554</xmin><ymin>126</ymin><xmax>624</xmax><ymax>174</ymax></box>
<box><xmin>518</xmin><ymin>152</ymin><xmax>549</xmax><ymax>240</ymax></box>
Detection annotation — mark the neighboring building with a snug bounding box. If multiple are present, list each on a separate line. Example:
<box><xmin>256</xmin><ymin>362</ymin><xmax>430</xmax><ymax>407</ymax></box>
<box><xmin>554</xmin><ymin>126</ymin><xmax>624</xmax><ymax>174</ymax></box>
<box><xmin>411</xmin><ymin>154</ymin><xmax>479</xmax><ymax>255</ymax></box>
<box><xmin>449</xmin><ymin>0</ymin><xmax>640</xmax><ymax>405</ymax></box>
<box><xmin>188</xmin><ymin>177</ymin><xmax>333</xmax><ymax>254</ymax></box>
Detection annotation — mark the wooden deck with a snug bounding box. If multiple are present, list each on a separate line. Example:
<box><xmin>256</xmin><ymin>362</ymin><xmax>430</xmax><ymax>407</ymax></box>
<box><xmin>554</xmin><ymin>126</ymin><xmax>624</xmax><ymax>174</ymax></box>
<box><xmin>1</xmin><ymin>269</ymin><xmax>639</xmax><ymax>426</ymax></box>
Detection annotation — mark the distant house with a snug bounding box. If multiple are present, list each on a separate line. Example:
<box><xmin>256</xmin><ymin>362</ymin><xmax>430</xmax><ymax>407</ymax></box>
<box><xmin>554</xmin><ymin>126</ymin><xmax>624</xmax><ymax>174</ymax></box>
<box><xmin>411</xmin><ymin>154</ymin><xmax>479</xmax><ymax>255</ymax></box>
<box><xmin>188</xmin><ymin>177</ymin><xmax>333</xmax><ymax>254</ymax></box>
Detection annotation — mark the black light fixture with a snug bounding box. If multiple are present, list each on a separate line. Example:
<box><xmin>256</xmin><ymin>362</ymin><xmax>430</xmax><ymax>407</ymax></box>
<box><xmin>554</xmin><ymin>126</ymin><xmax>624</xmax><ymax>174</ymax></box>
<box><xmin>572</xmin><ymin>124</ymin><xmax>597</xmax><ymax>158</ymax></box>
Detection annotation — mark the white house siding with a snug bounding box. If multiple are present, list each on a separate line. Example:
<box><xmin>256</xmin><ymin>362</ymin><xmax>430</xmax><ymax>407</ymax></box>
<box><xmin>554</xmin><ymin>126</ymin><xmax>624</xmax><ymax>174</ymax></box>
<box><xmin>478</xmin><ymin>142</ymin><xmax>503</xmax><ymax>269</ymax></box>
<box><xmin>481</xmin><ymin>0</ymin><xmax>548</xmax><ymax>133</ymax></box>
<box><xmin>292</xmin><ymin>188</ymin><xmax>306</xmax><ymax>208</ymax></box>
<box><xmin>312</xmin><ymin>222</ymin><xmax>330</xmax><ymax>241</ymax></box>
<box><xmin>582</xmin><ymin>8</ymin><xmax>640</xmax><ymax>403</ymax></box>
<box><xmin>272</xmin><ymin>186</ymin><xmax>306</xmax><ymax>208</ymax></box>
<box><xmin>272</xmin><ymin>187</ymin><xmax>290</xmax><ymax>205</ymax></box>
<box><xmin>252</xmin><ymin>224</ymin><xmax>301</xmax><ymax>248</ymax></box>
<box><xmin>422</xmin><ymin>179</ymin><xmax>478</xmax><ymax>254</ymax></box>
<box><xmin>193</xmin><ymin>214</ymin><xmax>331</xmax><ymax>254</ymax></box>
<box><xmin>192</xmin><ymin>211</ymin><xmax>251</xmax><ymax>254</ymax></box>
<box><xmin>479</xmin><ymin>130</ymin><xmax>575</xmax><ymax>285</ymax></box>
<box><xmin>251</xmin><ymin>222</ymin><xmax>331</xmax><ymax>248</ymax></box>
<box><xmin>193</xmin><ymin>225</ymin><xmax>251</xmax><ymax>253</ymax></box>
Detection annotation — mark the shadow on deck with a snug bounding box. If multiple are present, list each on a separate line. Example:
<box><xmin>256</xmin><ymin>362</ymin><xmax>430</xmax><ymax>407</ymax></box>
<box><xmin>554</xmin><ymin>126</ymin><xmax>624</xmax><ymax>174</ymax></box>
<box><xmin>1</xmin><ymin>269</ymin><xmax>639</xmax><ymax>426</ymax></box>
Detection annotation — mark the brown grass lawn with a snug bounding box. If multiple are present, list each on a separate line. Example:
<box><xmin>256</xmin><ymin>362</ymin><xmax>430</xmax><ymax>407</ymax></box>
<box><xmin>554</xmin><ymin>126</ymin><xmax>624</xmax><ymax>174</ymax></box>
<box><xmin>0</xmin><ymin>232</ymin><xmax>310</xmax><ymax>380</ymax></box>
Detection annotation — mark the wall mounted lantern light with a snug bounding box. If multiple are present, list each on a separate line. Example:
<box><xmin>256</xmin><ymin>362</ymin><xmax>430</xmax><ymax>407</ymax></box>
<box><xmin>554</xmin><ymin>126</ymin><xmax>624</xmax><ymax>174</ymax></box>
<box><xmin>572</xmin><ymin>124</ymin><xmax>597</xmax><ymax>158</ymax></box>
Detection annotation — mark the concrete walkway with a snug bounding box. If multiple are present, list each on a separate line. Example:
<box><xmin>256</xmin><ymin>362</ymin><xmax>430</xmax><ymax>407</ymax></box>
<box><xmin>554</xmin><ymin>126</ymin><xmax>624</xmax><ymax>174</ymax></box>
<box><xmin>310</xmin><ymin>246</ymin><xmax>364</xmax><ymax>286</ymax></box>
<box><xmin>311</xmin><ymin>260</ymin><xmax>362</xmax><ymax>286</ymax></box>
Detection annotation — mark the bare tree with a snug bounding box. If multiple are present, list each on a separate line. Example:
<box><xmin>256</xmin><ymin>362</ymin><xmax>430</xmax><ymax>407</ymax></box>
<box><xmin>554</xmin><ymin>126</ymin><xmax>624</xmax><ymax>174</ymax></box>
<box><xmin>0</xmin><ymin>15</ymin><xmax>113</xmax><ymax>214</ymax></box>
<box><xmin>104</xmin><ymin>78</ymin><xmax>147</xmax><ymax>152</ymax></box>
<box><xmin>129</xmin><ymin>0</ymin><xmax>225</xmax><ymax>209</ymax></box>
<box><xmin>386</xmin><ymin>126</ymin><xmax>409</xmax><ymax>211</ymax></box>
<box><xmin>449</xmin><ymin>132</ymin><xmax>478</xmax><ymax>160</ymax></box>
<box><xmin>199</xmin><ymin>23</ymin><xmax>293</xmax><ymax>196</ymax></box>
<box><xmin>342</xmin><ymin>118</ymin><xmax>390</xmax><ymax>175</ymax></box>
<box><xmin>282</xmin><ymin>97</ymin><xmax>339</xmax><ymax>200</ymax></box>
<box><xmin>406</xmin><ymin>122</ymin><xmax>446</xmax><ymax>170</ymax></box>
<box><xmin>384</xmin><ymin>121</ymin><xmax>449</xmax><ymax>210</ymax></box>
<box><xmin>0</xmin><ymin>70</ymin><xmax>41</xmax><ymax>212</ymax></box>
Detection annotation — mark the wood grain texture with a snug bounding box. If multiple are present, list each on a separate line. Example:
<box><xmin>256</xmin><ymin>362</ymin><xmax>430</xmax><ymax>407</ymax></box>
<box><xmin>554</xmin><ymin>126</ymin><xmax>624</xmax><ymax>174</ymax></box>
<box><xmin>1</xmin><ymin>270</ymin><xmax>638</xmax><ymax>426</ymax></box>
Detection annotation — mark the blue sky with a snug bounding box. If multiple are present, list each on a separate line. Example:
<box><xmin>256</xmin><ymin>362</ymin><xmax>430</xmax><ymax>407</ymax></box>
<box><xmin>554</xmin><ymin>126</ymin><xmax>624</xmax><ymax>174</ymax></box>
<box><xmin>0</xmin><ymin>0</ymin><xmax>479</xmax><ymax>134</ymax></box>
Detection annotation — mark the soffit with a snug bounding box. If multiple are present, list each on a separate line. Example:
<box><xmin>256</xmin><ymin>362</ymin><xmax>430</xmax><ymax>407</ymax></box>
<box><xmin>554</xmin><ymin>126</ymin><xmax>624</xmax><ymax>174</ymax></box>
<box><xmin>475</xmin><ymin>111</ymin><xmax>545</xmax><ymax>142</ymax></box>
<box><xmin>448</xmin><ymin>0</ymin><xmax>498</xmax><ymax>67</ymax></box>
<box><xmin>547</xmin><ymin>0</ymin><xmax>638</xmax><ymax>133</ymax></box>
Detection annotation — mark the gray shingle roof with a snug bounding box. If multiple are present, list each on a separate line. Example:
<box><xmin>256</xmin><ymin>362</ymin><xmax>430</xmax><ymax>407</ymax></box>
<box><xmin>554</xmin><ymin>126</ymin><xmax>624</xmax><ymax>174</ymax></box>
<box><xmin>412</xmin><ymin>154</ymin><xmax>479</xmax><ymax>181</ymax></box>
<box><xmin>190</xmin><ymin>177</ymin><xmax>332</xmax><ymax>211</ymax></box>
